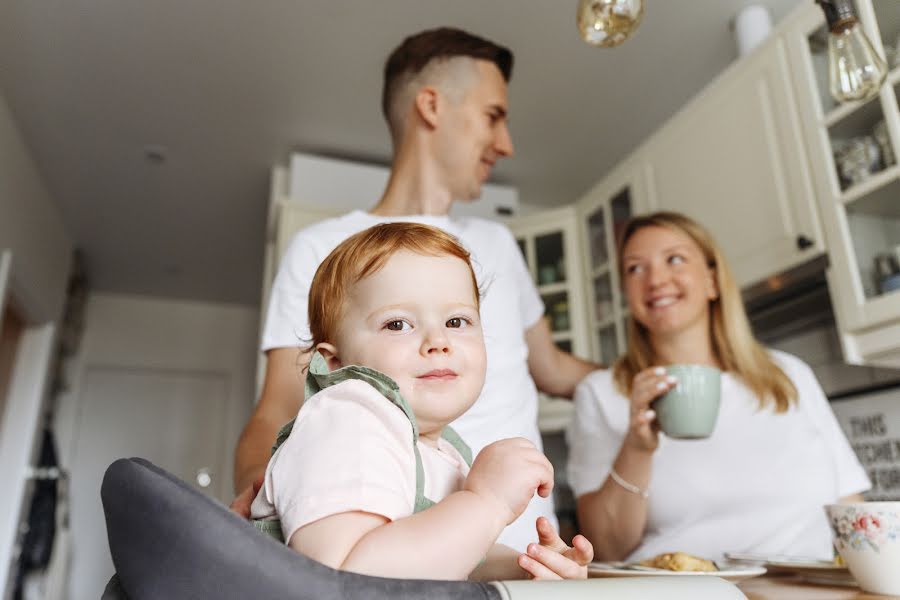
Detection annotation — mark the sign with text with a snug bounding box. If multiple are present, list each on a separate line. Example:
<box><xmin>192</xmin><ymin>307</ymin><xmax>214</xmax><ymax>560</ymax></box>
<box><xmin>831</xmin><ymin>387</ymin><xmax>900</xmax><ymax>501</ymax></box>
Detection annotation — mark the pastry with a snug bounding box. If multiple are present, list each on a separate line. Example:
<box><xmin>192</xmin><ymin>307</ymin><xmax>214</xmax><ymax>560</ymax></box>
<box><xmin>639</xmin><ymin>551</ymin><xmax>718</xmax><ymax>572</ymax></box>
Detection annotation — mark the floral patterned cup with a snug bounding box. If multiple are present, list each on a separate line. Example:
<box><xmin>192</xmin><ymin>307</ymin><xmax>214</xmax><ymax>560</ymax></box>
<box><xmin>824</xmin><ymin>502</ymin><xmax>900</xmax><ymax>595</ymax></box>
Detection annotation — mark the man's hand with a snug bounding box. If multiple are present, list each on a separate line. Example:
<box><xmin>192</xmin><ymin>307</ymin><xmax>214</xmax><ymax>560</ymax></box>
<box><xmin>229</xmin><ymin>475</ymin><xmax>263</xmax><ymax>518</ymax></box>
<box><xmin>463</xmin><ymin>437</ymin><xmax>554</xmax><ymax>527</ymax></box>
<box><xmin>517</xmin><ymin>516</ymin><xmax>594</xmax><ymax>580</ymax></box>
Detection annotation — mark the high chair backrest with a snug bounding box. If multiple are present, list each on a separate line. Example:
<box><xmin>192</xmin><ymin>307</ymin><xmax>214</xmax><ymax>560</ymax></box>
<box><xmin>100</xmin><ymin>457</ymin><xmax>500</xmax><ymax>600</ymax></box>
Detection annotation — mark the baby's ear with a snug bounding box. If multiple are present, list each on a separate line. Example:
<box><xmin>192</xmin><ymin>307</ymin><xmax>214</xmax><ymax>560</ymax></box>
<box><xmin>315</xmin><ymin>343</ymin><xmax>342</xmax><ymax>371</ymax></box>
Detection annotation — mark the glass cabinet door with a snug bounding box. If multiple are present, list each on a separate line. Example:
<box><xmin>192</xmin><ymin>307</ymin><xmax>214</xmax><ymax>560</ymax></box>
<box><xmin>587</xmin><ymin>206</ymin><xmax>608</xmax><ymax>269</ymax></box>
<box><xmin>582</xmin><ymin>184</ymin><xmax>635</xmax><ymax>365</ymax></box>
<box><xmin>611</xmin><ymin>188</ymin><xmax>633</xmax><ymax>312</ymax></box>
<box><xmin>598</xmin><ymin>324</ymin><xmax>619</xmax><ymax>366</ymax></box>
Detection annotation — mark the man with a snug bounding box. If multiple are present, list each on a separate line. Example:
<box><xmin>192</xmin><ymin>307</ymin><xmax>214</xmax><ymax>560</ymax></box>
<box><xmin>234</xmin><ymin>27</ymin><xmax>600</xmax><ymax>551</ymax></box>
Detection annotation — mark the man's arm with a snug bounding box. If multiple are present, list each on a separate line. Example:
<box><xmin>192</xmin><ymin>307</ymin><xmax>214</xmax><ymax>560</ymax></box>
<box><xmin>525</xmin><ymin>317</ymin><xmax>603</xmax><ymax>399</ymax></box>
<box><xmin>233</xmin><ymin>347</ymin><xmax>311</xmax><ymax>493</ymax></box>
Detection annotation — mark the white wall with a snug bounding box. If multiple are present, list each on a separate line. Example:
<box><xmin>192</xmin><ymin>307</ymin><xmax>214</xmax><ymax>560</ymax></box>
<box><xmin>0</xmin><ymin>91</ymin><xmax>71</xmax><ymax>323</ymax></box>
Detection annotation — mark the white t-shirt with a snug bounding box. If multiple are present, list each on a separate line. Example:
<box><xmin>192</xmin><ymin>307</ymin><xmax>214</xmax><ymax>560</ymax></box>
<box><xmin>250</xmin><ymin>379</ymin><xmax>470</xmax><ymax>544</ymax></box>
<box><xmin>262</xmin><ymin>210</ymin><xmax>555</xmax><ymax>550</ymax></box>
<box><xmin>566</xmin><ymin>350</ymin><xmax>870</xmax><ymax>562</ymax></box>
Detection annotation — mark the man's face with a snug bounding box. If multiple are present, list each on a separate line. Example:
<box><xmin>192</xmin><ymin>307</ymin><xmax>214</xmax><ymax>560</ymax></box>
<box><xmin>323</xmin><ymin>251</ymin><xmax>487</xmax><ymax>440</ymax></box>
<box><xmin>435</xmin><ymin>60</ymin><xmax>514</xmax><ymax>202</ymax></box>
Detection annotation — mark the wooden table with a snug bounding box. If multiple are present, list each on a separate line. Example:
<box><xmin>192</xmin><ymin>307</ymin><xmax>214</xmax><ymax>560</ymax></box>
<box><xmin>738</xmin><ymin>574</ymin><xmax>897</xmax><ymax>599</ymax></box>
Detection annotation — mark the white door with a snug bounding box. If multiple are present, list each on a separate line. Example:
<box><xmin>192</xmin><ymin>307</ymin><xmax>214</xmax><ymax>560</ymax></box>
<box><xmin>53</xmin><ymin>293</ymin><xmax>258</xmax><ymax>599</ymax></box>
<box><xmin>67</xmin><ymin>366</ymin><xmax>230</xmax><ymax>600</ymax></box>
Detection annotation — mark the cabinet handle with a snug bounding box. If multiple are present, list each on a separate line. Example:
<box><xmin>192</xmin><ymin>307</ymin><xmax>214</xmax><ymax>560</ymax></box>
<box><xmin>796</xmin><ymin>235</ymin><xmax>814</xmax><ymax>250</ymax></box>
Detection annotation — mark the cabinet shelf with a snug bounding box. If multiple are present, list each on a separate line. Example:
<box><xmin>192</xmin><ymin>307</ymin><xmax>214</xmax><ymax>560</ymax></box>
<box><xmin>538</xmin><ymin>281</ymin><xmax>568</xmax><ymax>295</ymax></box>
<box><xmin>840</xmin><ymin>164</ymin><xmax>900</xmax><ymax>206</ymax></box>
<box><xmin>591</xmin><ymin>264</ymin><xmax>611</xmax><ymax>279</ymax></box>
<box><xmin>595</xmin><ymin>316</ymin><xmax>617</xmax><ymax>329</ymax></box>
<box><xmin>889</xmin><ymin>66</ymin><xmax>900</xmax><ymax>87</ymax></box>
<box><xmin>821</xmin><ymin>66</ymin><xmax>900</xmax><ymax>128</ymax></box>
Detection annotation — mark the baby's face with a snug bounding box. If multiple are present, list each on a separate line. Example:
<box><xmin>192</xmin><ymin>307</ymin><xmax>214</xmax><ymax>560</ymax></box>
<box><xmin>324</xmin><ymin>251</ymin><xmax>486</xmax><ymax>440</ymax></box>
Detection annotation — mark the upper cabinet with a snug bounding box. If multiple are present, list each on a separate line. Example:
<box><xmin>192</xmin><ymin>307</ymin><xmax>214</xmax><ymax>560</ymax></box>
<box><xmin>508</xmin><ymin>206</ymin><xmax>590</xmax><ymax>433</ymax></box>
<box><xmin>783</xmin><ymin>0</ymin><xmax>900</xmax><ymax>367</ymax></box>
<box><xmin>642</xmin><ymin>36</ymin><xmax>824</xmax><ymax>289</ymax></box>
<box><xmin>573</xmin><ymin>158</ymin><xmax>653</xmax><ymax>365</ymax></box>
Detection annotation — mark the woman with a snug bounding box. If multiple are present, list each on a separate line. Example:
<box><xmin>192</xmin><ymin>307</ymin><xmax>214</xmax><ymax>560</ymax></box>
<box><xmin>566</xmin><ymin>212</ymin><xmax>868</xmax><ymax>562</ymax></box>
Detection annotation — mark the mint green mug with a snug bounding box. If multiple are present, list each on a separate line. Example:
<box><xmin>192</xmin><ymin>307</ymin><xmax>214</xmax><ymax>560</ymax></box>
<box><xmin>651</xmin><ymin>364</ymin><xmax>721</xmax><ymax>439</ymax></box>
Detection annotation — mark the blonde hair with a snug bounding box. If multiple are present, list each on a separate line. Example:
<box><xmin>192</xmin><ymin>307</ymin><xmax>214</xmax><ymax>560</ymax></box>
<box><xmin>307</xmin><ymin>222</ymin><xmax>479</xmax><ymax>350</ymax></box>
<box><xmin>612</xmin><ymin>212</ymin><xmax>797</xmax><ymax>412</ymax></box>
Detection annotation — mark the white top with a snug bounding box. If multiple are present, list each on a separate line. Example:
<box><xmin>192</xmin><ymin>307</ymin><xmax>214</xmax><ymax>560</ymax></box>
<box><xmin>566</xmin><ymin>350</ymin><xmax>870</xmax><ymax>562</ymax></box>
<box><xmin>262</xmin><ymin>209</ymin><xmax>554</xmax><ymax>550</ymax></box>
<box><xmin>249</xmin><ymin>379</ymin><xmax>470</xmax><ymax>544</ymax></box>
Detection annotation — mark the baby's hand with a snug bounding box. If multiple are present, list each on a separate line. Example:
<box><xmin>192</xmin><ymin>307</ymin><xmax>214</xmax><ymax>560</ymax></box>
<box><xmin>464</xmin><ymin>438</ymin><xmax>554</xmax><ymax>526</ymax></box>
<box><xmin>518</xmin><ymin>517</ymin><xmax>594</xmax><ymax>580</ymax></box>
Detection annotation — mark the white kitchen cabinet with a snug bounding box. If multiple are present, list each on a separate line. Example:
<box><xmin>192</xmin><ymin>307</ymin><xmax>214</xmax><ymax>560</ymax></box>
<box><xmin>573</xmin><ymin>158</ymin><xmax>653</xmax><ymax>366</ymax></box>
<box><xmin>642</xmin><ymin>34</ymin><xmax>825</xmax><ymax>289</ymax></box>
<box><xmin>784</xmin><ymin>0</ymin><xmax>900</xmax><ymax>367</ymax></box>
<box><xmin>509</xmin><ymin>206</ymin><xmax>590</xmax><ymax>432</ymax></box>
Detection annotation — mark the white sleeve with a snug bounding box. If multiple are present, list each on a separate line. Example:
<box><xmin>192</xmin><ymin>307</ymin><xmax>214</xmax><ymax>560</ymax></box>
<box><xmin>565</xmin><ymin>373</ymin><xmax>623</xmax><ymax>499</ymax></box>
<box><xmin>792</xmin><ymin>357</ymin><xmax>871</xmax><ymax>498</ymax></box>
<box><xmin>265</xmin><ymin>380</ymin><xmax>416</xmax><ymax>543</ymax></box>
<box><xmin>500</xmin><ymin>226</ymin><xmax>544</xmax><ymax>330</ymax></box>
<box><xmin>260</xmin><ymin>231</ymin><xmax>321</xmax><ymax>351</ymax></box>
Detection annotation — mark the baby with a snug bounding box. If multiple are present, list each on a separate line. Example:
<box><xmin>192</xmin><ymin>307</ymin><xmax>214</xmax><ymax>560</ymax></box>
<box><xmin>250</xmin><ymin>222</ymin><xmax>592</xmax><ymax>580</ymax></box>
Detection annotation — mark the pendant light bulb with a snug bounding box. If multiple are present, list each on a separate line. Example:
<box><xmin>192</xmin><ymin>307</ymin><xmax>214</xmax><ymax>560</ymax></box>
<box><xmin>817</xmin><ymin>0</ymin><xmax>887</xmax><ymax>103</ymax></box>
<box><xmin>576</xmin><ymin>0</ymin><xmax>644</xmax><ymax>48</ymax></box>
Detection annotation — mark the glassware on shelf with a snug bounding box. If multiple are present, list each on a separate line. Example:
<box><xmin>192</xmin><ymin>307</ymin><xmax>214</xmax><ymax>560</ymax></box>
<box><xmin>593</xmin><ymin>274</ymin><xmax>614</xmax><ymax>321</ymax></box>
<box><xmin>844</xmin><ymin>177</ymin><xmax>900</xmax><ymax>298</ymax></box>
<box><xmin>536</xmin><ymin>232</ymin><xmax>565</xmax><ymax>285</ymax></box>
<box><xmin>611</xmin><ymin>187</ymin><xmax>632</xmax><ymax>249</ymax></box>
<box><xmin>543</xmin><ymin>292</ymin><xmax>570</xmax><ymax>333</ymax></box>
<box><xmin>873</xmin><ymin>120</ymin><xmax>896</xmax><ymax>168</ymax></box>
<box><xmin>588</xmin><ymin>208</ymin><xmax>608</xmax><ymax>268</ymax></box>
<box><xmin>833</xmin><ymin>135</ymin><xmax>883</xmax><ymax>188</ymax></box>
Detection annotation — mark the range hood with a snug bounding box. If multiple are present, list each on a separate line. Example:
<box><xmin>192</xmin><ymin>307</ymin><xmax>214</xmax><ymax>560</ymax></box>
<box><xmin>743</xmin><ymin>255</ymin><xmax>834</xmax><ymax>344</ymax></box>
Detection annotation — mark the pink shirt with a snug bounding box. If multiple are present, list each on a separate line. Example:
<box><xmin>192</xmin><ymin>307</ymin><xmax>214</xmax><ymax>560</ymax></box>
<box><xmin>250</xmin><ymin>379</ymin><xmax>470</xmax><ymax>544</ymax></box>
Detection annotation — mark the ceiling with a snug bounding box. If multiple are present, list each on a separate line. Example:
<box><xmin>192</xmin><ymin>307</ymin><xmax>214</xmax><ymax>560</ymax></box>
<box><xmin>0</xmin><ymin>0</ymin><xmax>804</xmax><ymax>306</ymax></box>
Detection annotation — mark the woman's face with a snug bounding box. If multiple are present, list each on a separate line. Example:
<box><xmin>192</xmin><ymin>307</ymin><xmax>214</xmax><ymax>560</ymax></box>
<box><xmin>621</xmin><ymin>225</ymin><xmax>718</xmax><ymax>339</ymax></box>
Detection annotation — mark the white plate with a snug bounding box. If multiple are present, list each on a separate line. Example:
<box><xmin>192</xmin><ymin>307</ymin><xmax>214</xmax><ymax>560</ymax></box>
<box><xmin>723</xmin><ymin>554</ymin><xmax>855</xmax><ymax>586</ymax></box>
<box><xmin>588</xmin><ymin>562</ymin><xmax>767</xmax><ymax>583</ymax></box>
<box><xmin>764</xmin><ymin>559</ymin><xmax>854</xmax><ymax>586</ymax></box>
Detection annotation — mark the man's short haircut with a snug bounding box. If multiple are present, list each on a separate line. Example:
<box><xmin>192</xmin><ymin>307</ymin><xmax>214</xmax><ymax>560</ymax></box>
<box><xmin>307</xmin><ymin>222</ymin><xmax>480</xmax><ymax>350</ymax></box>
<box><xmin>381</xmin><ymin>27</ymin><xmax>513</xmax><ymax>137</ymax></box>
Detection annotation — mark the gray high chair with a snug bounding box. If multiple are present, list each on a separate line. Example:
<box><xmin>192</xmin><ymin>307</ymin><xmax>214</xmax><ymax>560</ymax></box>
<box><xmin>100</xmin><ymin>457</ymin><xmax>747</xmax><ymax>599</ymax></box>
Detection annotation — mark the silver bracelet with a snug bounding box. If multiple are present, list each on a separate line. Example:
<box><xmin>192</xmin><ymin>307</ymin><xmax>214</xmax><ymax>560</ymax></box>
<box><xmin>609</xmin><ymin>468</ymin><xmax>649</xmax><ymax>499</ymax></box>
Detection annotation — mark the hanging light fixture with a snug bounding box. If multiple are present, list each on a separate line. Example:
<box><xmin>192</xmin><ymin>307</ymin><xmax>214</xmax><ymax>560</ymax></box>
<box><xmin>816</xmin><ymin>0</ymin><xmax>887</xmax><ymax>103</ymax></box>
<box><xmin>576</xmin><ymin>0</ymin><xmax>644</xmax><ymax>48</ymax></box>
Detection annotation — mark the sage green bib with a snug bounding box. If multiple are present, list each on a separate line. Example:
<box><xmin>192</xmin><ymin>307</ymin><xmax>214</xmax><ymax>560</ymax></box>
<box><xmin>252</xmin><ymin>353</ymin><xmax>473</xmax><ymax>543</ymax></box>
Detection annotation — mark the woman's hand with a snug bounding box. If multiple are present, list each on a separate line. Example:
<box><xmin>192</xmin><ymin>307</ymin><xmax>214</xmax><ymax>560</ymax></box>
<box><xmin>624</xmin><ymin>366</ymin><xmax>676</xmax><ymax>452</ymax></box>
<box><xmin>517</xmin><ymin>517</ymin><xmax>594</xmax><ymax>580</ymax></box>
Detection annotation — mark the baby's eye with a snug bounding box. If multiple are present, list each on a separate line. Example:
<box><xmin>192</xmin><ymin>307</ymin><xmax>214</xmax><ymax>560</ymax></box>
<box><xmin>385</xmin><ymin>320</ymin><xmax>410</xmax><ymax>331</ymax></box>
<box><xmin>668</xmin><ymin>254</ymin><xmax>686</xmax><ymax>265</ymax></box>
<box><xmin>446</xmin><ymin>317</ymin><xmax>467</xmax><ymax>328</ymax></box>
<box><xmin>625</xmin><ymin>263</ymin><xmax>643</xmax><ymax>275</ymax></box>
